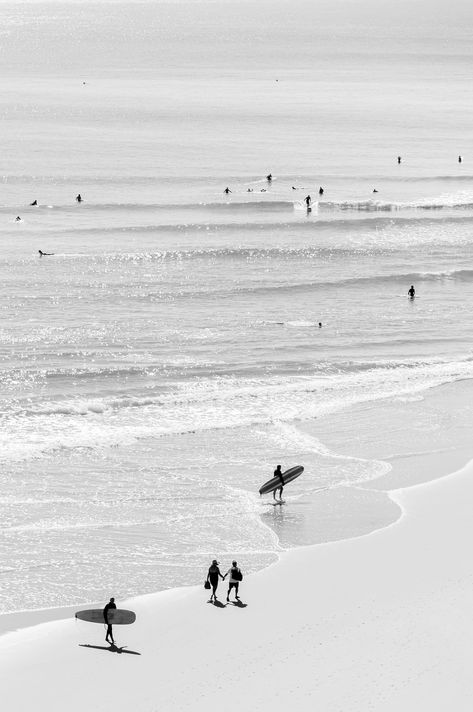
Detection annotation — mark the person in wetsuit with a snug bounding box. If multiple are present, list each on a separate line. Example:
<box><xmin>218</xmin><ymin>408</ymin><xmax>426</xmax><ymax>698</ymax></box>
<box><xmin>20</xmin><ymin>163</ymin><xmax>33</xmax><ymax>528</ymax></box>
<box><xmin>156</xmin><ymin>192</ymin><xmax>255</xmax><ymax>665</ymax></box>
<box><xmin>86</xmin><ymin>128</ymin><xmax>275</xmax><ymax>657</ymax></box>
<box><xmin>318</xmin><ymin>186</ymin><xmax>324</xmax><ymax>195</ymax></box>
<box><xmin>305</xmin><ymin>195</ymin><xmax>311</xmax><ymax>208</ymax></box>
<box><xmin>207</xmin><ymin>559</ymin><xmax>224</xmax><ymax>602</ymax></box>
<box><xmin>38</xmin><ymin>250</ymin><xmax>54</xmax><ymax>257</ymax></box>
<box><xmin>408</xmin><ymin>285</ymin><xmax>416</xmax><ymax>299</ymax></box>
<box><xmin>266</xmin><ymin>173</ymin><xmax>272</xmax><ymax>182</ymax></box>
<box><xmin>273</xmin><ymin>464</ymin><xmax>284</xmax><ymax>501</ymax></box>
<box><xmin>76</xmin><ymin>193</ymin><xmax>83</xmax><ymax>203</ymax></box>
<box><xmin>103</xmin><ymin>597</ymin><xmax>117</xmax><ymax>645</ymax></box>
<box><xmin>224</xmin><ymin>187</ymin><xmax>232</xmax><ymax>194</ymax></box>
<box><xmin>30</xmin><ymin>200</ymin><xmax>38</xmax><ymax>206</ymax></box>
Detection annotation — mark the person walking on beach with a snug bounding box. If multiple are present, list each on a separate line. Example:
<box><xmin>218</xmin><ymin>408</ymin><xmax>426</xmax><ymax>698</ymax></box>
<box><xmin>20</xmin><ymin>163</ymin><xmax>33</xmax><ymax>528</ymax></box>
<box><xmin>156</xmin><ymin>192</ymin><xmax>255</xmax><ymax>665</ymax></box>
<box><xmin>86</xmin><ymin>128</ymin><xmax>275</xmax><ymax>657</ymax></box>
<box><xmin>207</xmin><ymin>559</ymin><xmax>224</xmax><ymax>602</ymax></box>
<box><xmin>224</xmin><ymin>560</ymin><xmax>243</xmax><ymax>603</ymax></box>
<box><xmin>408</xmin><ymin>284</ymin><xmax>416</xmax><ymax>299</ymax></box>
<box><xmin>273</xmin><ymin>464</ymin><xmax>284</xmax><ymax>501</ymax></box>
<box><xmin>103</xmin><ymin>597</ymin><xmax>116</xmax><ymax>645</ymax></box>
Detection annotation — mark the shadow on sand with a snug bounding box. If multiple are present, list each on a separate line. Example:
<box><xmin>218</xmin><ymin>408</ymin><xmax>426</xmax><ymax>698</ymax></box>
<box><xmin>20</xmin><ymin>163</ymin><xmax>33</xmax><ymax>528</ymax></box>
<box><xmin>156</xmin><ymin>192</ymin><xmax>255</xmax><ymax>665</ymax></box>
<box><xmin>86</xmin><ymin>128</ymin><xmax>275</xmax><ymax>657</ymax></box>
<box><xmin>230</xmin><ymin>600</ymin><xmax>247</xmax><ymax>608</ymax></box>
<box><xmin>207</xmin><ymin>598</ymin><xmax>226</xmax><ymax>608</ymax></box>
<box><xmin>79</xmin><ymin>643</ymin><xmax>141</xmax><ymax>656</ymax></box>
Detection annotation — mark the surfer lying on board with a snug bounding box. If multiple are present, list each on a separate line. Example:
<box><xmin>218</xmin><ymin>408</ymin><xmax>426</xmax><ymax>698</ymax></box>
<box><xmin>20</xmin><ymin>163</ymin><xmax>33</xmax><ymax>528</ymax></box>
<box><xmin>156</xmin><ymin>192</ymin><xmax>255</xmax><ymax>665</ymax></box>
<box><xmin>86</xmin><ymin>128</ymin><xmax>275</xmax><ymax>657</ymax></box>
<box><xmin>273</xmin><ymin>464</ymin><xmax>284</xmax><ymax>501</ymax></box>
<box><xmin>207</xmin><ymin>559</ymin><xmax>224</xmax><ymax>602</ymax></box>
<box><xmin>103</xmin><ymin>597</ymin><xmax>116</xmax><ymax>645</ymax></box>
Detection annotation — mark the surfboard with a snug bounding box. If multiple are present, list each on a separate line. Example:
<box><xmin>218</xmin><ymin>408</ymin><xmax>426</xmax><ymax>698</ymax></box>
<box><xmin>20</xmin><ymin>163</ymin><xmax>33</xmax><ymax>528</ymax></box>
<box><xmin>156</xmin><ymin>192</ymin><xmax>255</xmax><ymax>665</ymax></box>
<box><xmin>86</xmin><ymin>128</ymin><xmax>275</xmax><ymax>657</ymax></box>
<box><xmin>259</xmin><ymin>465</ymin><xmax>304</xmax><ymax>495</ymax></box>
<box><xmin>75</xmin><ymin>609</ymin><xmax>136</xmax><ymax>625</ymax></box>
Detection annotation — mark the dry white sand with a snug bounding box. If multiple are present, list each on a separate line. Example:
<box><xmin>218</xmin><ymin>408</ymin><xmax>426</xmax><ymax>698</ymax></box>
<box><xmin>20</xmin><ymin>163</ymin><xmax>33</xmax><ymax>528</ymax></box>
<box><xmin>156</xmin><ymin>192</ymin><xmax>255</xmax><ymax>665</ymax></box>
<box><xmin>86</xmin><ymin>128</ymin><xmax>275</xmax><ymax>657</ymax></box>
<box><xmin>1</xmin><ymin>458</ymin><xmax>473</xmax><ymax>711</ymax></box>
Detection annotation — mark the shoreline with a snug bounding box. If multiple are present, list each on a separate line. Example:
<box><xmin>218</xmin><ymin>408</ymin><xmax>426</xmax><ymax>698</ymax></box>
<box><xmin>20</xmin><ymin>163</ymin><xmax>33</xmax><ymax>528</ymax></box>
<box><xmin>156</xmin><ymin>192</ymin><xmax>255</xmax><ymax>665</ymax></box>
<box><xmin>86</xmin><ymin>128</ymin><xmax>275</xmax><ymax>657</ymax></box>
<box><xmin>2</xmin><ymin>448</ymin><xmax>473</xmax><ymax>709</ymax></box>
<box><xmin>2</xmin><ymin>376</ymin><xmax>473</xmax><ymax>639</ymax></box>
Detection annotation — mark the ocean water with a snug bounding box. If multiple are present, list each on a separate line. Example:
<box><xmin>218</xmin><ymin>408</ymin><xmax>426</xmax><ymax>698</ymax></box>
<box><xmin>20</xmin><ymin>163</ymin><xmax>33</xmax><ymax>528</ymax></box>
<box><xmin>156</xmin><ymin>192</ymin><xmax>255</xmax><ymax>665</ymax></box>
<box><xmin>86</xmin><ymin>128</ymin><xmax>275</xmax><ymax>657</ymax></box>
<box><xmin>2</xmin><ymin>0</ymin><xmax>473</xmax><ymax>613</ymax></box>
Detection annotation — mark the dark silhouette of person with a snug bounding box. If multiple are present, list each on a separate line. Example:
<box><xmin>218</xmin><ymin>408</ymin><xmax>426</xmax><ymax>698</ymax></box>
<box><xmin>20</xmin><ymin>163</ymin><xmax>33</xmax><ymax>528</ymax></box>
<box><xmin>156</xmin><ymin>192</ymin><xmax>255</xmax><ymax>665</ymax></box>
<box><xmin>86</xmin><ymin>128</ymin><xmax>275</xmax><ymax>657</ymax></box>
<box><xmin>373</xmin><ymin>189</ymin><xmax>378</xmax><ymax>193</ymax></box>
<box><xmin>273</xmin><ymin>464</ymin><xmax>284</xmax><ymax>501</ymax></box>
<box><xmin>15</xmin><ymin>216</ymin><xmax>21</xmax><ymax>221</ymax></box>
<box><xmin>318</xmin><ymin>186</ymin><xmax>324</xmax><ymax>195</ymax></box>
<box><xmin>266</xmin><ymin>173</ymin><xmax>272</xmax><ymax>182</ymax></box>
<box><xmin>397</xmin><ymin>156</ymin><xmax>402</xmax><ymax>164</ymax></box>
<box><xmin>38</xmin><ymin>250</ymin><xmax>54</xmax><ymax>257</ymax></box>
<box><xmin>408</xmin><ymin>285</ymin><xmax>415</xmax><ymax>299</ymax></box>
<box><xmin>207</xmin><ymin>559</ymin><xmax>224</xmax><ymax>602</ymax></box>
<box><xmin>223</xmin><ymin>560</ymin><xmax>242</xmax><ymax>602</ymax></box>
<box><xmin>292</xmin><ymin>186</ymin><xmax>297</xmax><ymax>190</ymax></box>
<box><xmin>305</xmin><ymin>195</ymin><xmax>311</xmax><ymax>207</ymax></box>
<box><xmin>30</xmin><ymin>200</ymin><xmax>38</xmax><ymax>206</ymax></box>
<box><xmin>318</xmin><ymin>322</ymin><xmax>322</xmax><ymax>328</ymax></box>
<box><xmin>247</xmin><ymin>188</ymin><xmax>253</xmax><ymax>192</ymax></box>
<box><xmin>459</xmin><ymin>155</ymin><xmax>463</xmax><ymax>163</ymax></box>
<box><xmin>76</xmin><ymin>194</ymin><xmax>83</xmax><ymax>203</ymax></box>
<box><xmin>224</xmin><ymin>187</ymin><xmax>231</xmax><ymax>194</ymax></box>
<box><xmin>103</xmin><ymin>597</ymin><xmax>116</xmax><ymax>645</ymax></box>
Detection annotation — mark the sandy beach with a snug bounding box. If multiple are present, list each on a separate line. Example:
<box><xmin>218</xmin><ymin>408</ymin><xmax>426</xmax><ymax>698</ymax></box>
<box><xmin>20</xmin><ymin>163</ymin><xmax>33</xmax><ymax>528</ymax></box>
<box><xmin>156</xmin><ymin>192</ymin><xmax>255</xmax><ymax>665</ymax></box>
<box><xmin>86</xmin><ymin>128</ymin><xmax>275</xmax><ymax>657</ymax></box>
<box><xmin>2</xmin><ymin>450</ymin><xmax>473</xmax><ymax>711</ymax></box>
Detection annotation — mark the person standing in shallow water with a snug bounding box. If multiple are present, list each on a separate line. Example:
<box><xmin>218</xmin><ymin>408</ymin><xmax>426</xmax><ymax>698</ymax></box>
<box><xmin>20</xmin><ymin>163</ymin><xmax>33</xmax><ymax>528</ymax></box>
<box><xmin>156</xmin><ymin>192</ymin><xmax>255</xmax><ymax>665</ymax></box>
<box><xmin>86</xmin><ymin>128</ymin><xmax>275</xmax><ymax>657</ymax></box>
<box><xmin>76</xmin><ymin>193</ymin><xmax>83</xmax><ymax>203</ymax></box>
<box><xmin>273</xmin><ymin>464</ymin><xmax>284</xmax><ymax>501</ymax></box>
<box><xmin>224</xmin><ymin>560</ymin><xmax>242</xmax><ymax>602</ymax></box>
<box><xmin>305</xmin><ymin>195</ymin><xmax>311</xmax><ymax>208</ymax></box>
<box><xmin>207</xmin><ymin>559</ymin><xmax>224</xmax><ymax>602</ymax></box>
<box><xmin>103</xmin><ymin>597</ymin><xmax>116</xmax><ymax>645</ymax></box>
<box><xmin>408</xmin><ymin>285</ymin><xmax>416</xmax><ymax>299</ymax></box>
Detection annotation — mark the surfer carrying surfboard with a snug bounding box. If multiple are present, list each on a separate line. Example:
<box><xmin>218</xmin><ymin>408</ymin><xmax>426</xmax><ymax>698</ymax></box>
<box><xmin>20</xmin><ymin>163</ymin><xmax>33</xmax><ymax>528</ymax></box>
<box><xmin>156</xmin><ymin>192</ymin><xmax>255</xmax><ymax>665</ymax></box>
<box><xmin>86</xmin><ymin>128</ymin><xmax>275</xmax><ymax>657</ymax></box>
<box><xmin>103</xmin><ymin>597</ymin><xmax>117</xmax><ymax>645</ymax></box>
<box><xmin>273</xmin><ymin>464</ymin><xmax>284</xmax><ymax>501</ymax></box>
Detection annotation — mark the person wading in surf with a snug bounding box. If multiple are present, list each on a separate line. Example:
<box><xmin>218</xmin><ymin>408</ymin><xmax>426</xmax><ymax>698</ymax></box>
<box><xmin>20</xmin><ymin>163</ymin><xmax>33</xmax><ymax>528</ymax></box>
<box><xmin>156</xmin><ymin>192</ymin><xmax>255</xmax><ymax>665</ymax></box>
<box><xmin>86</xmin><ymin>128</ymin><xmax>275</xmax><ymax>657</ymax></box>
<box><xmin>273</xmin><ymin>464</ymin><xmax>284</xmax><ymax>501</ymax></box>
<box><xmin>103</xmin><ymin>597</ymin><xmax>116</xmax><ymax>645</ymax></box>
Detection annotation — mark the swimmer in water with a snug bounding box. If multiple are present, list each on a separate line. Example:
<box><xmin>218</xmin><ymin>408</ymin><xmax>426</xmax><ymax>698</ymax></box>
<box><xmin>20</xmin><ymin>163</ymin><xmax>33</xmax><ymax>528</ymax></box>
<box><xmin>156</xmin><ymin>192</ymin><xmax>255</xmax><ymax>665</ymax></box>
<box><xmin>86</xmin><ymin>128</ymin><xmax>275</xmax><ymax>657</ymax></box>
<box><xmin>76</xmin><ymin>194</ymin><xmax>83</xmax><ymax>202</ymax></box>
<box><xmin>30</xmin><ymin>200</ymin><xmax>38</xmax><ymax>206</ymax></box>
<box><xmin>15</xmin><ymin>216</ymin><xmax>21</xmax><ymax>221</ymax></box>
<box><xmin>266</xmin><ymin>173</ymin><xmax>272</xmax><ymax>182</ymax></box>
<box><xmin>38</xmin><ymin>250</ymin><xmax>54</xmax><ymax>257</ymax></box>
<box><xmin>292</xmin><ymin>186</ymin><xmax>297</xmax><ymax>190</ymax></box>
<box><xmin>318</xmin><ymin>322</ymin><xmax>322</xmax><ymax>328</ymax></box>
<box><xmin>224</xmin><ymin>187</ymin><xmax>232</xmax><ymax>194</ymax></box>
<box><xmin>318</xmin><ymin>187</ymin><xmax>324</xmax><ymax>195</ymax></box>
<box><xmin>459</xmin><ymin>155</ymin><xmax>463</xmax><ymax>163</ymax></box>
<box><xmin>397</xmin><ymin>156</ymin><xmax>402</xmax><ymax>164</ymax></box>
<box><xmin>373</xmin><ymin>188</ymin><xmax>378</xmax><ymax>193</ymax></box>
<box><xmin>247</xmin><ymin>188</ymin><xmax>253</xmax><ymax>192</ymax></box>
<box><xmin>408</xmin><ymin>285</ymin><xmax>415</xmax><ymax>299</ymax></box>
<box><xmin>305</xmin><ymin>195</ymin><xmax>311</xmax><ymax>208</ymax></box>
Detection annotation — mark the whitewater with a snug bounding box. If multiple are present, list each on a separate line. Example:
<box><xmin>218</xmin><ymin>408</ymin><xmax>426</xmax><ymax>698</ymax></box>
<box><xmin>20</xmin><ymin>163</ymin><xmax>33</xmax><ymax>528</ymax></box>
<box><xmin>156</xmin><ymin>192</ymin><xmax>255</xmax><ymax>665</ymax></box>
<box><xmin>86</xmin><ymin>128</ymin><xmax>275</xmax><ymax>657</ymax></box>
<box><xmin>2</xmin><ymin>0</ymin><xmax>473</xmax><ymax>614</ymax></box>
